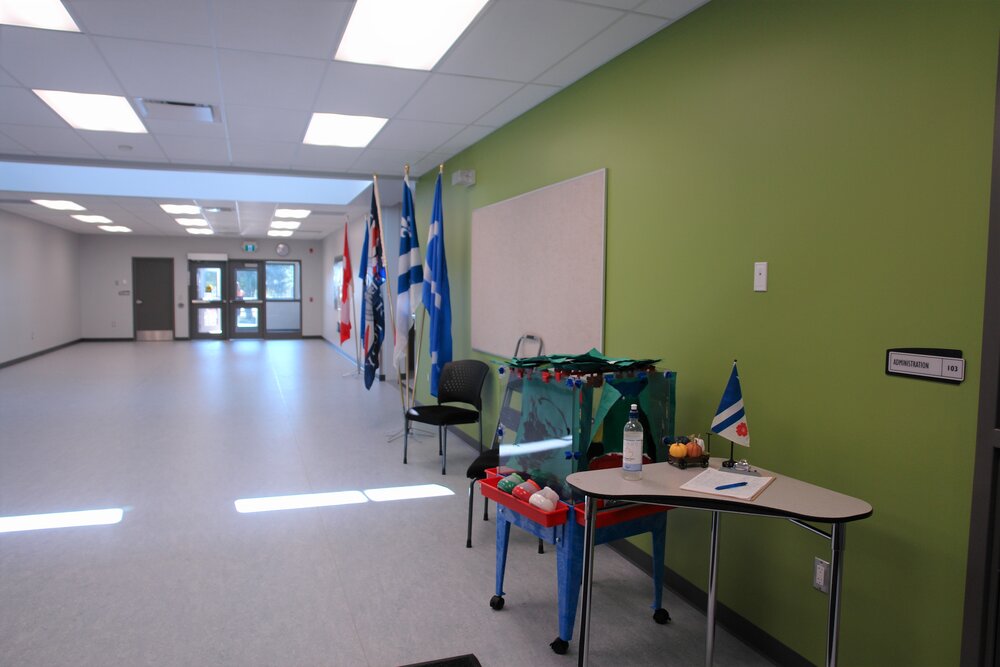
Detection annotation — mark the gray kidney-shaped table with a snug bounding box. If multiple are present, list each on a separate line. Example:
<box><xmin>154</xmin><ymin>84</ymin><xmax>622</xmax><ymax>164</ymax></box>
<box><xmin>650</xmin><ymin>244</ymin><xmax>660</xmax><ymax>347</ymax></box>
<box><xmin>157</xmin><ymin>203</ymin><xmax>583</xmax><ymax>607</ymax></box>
<box><xmin>566</xmin><ymin>459</ymin><xmax>873</xmax><ymax>667</ymax></box>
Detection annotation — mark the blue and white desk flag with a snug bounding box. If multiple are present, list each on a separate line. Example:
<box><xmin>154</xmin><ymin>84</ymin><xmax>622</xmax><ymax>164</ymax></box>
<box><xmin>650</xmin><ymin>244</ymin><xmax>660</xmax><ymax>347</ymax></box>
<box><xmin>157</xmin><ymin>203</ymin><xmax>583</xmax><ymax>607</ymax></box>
<box><xmin>711</xmin><ymin>361</ymin><xmax>750</xmax><ymax>446</ymax></box>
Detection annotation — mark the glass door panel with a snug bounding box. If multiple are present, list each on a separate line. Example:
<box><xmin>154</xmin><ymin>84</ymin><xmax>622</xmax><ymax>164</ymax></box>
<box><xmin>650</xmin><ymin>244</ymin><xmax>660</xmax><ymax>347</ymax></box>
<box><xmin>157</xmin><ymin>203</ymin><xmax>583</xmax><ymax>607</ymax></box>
<box><xmin>230</xmin><ymin>262</ymin><xmax>263</xmax><ymax>338</ymax></box>
<box><xmin>189</xmin><ymin>261</ymin><xmax>227</xmax><ymax>340</ymax></box>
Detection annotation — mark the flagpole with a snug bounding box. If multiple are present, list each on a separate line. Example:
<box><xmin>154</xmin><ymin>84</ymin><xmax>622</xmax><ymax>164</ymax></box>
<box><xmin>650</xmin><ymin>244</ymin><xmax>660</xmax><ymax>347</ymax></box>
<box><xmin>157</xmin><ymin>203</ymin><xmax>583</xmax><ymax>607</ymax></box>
<box><xmin>373</xmin><ymin>174</ymin><xmax>405</xmax><ymax>412</ymax></box>
<box><xmin>402</xmin><ymin>163</ymin><xmax>419</xmax><ymax>410</ymax></box>
<box><xmin>409</xmin><ymin>163</ymin><xmax>443</xmax><ymax>411</ymax></box>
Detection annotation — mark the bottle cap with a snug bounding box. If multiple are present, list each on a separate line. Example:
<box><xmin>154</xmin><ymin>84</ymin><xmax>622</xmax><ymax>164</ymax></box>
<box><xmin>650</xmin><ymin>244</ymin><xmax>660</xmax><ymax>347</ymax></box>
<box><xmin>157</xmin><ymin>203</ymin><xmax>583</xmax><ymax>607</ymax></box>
<box><xmin>630</xmin><ymin>403</ymin><xmax>638</xmax><ymax>410</ymax></box>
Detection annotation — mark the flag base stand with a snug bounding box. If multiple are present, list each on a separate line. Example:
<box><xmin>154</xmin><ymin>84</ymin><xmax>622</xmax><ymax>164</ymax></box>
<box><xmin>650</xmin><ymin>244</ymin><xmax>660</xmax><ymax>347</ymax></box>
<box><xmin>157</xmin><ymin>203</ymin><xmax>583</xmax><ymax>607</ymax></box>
<box><xmin>721</xmin><ymin>442</ymin><xmax>736</xmax><ymax>468</ymax></box>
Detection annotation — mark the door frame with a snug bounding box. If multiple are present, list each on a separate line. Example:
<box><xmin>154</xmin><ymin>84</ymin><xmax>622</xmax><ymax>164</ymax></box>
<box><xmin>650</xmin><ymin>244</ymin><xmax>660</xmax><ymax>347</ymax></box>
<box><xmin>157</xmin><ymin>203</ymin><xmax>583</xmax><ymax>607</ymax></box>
<box><xmin>132</xmin><ymin>257</ymin><xmax>175</xmax><ymax>341</ymax></box>
<box><xmin>961</xmin><ymin>39</ymin><xmax>1000</xmax><ymax>667</ymax></box>
<box><xmin>188</xmin><ymin>260</ymin><xmax>228</xmax><ymax>340</ymax></box>
<box><xmin>229</xmin><ymin>260</ymin><xmax>265</xmax><ymax>339</ymax></box>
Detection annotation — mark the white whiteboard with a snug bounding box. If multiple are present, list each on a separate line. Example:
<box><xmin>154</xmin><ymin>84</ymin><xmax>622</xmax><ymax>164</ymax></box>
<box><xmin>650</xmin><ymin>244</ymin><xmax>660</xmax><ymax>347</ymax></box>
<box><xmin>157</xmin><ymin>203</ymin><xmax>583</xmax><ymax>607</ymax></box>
<box><xmin>471</xmin><ymin>169</ymin><xmax>605</xmax><ymax>358</ymax></box>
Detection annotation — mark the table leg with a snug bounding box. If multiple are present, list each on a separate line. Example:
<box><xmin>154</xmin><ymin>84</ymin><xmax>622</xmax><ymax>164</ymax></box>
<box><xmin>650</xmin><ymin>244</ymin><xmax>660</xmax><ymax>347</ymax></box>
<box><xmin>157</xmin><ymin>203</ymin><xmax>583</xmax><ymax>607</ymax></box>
<box><xmin>577</xmin><ymin>496</ymin><xmax>598</xmax><ymax>667</ymax></box>
<box><xmin>826</xmin><ymin>523</ymin><xmax>846</xmax><ymax>667</ymax></box>
<box><xmin>706</xmin><ymin>511</ymin><xmax>720</xmax><ymax>667</ymax></box>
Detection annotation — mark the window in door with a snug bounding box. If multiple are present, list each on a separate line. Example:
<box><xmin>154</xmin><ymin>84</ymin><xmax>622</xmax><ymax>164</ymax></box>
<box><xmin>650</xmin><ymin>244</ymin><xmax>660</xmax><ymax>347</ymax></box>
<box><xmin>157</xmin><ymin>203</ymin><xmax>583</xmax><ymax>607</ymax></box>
<box><xmin>265</xmin><ymin>261</ymin><xmax>301</xmax><ymax>335</ymax></box>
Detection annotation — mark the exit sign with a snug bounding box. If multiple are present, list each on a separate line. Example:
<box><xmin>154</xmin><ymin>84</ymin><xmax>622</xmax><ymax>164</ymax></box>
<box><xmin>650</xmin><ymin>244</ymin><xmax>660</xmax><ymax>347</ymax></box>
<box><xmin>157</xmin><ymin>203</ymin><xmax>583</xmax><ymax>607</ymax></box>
<box><xmin>243</xmin><ymin>242</ymin><xmax>257</xmax><ymax>253</ymax></box>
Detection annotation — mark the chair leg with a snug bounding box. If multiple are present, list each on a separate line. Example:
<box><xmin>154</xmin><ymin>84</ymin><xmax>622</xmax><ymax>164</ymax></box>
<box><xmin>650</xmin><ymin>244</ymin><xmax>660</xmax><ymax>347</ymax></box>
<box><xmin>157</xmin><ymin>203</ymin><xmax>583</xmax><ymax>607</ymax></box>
<box><xmin>403</xmin><ymin>418</ymin><xmax>409</xmax><ymax>464</ymax></box>
<box><xmin>538</xmin><ymin>538</ymin><xmax>545</xmax><ymax>555</ymax></box>
<box><xmin>442</xmin><ymin>427</ymin><xmax>447</xmax><ymax>475</ymax></box>
<box><xmin>478</xmin><ymin>419</ymin><xmax>483</xmax><ymax>453</ymax></box>
<box><xmin>438</xmin><ymin>427</ymin><xmax>443</xmax><ymax>456</ymax></box>
<box><xmin>484</xmin><ymin>497</ymin><xmax>489</xmax><ymax>521</ymax></box>
<box><xmin>467</xmin><ymin>478</ymin><xmax>477</xmax><ymax>548</ymax></box>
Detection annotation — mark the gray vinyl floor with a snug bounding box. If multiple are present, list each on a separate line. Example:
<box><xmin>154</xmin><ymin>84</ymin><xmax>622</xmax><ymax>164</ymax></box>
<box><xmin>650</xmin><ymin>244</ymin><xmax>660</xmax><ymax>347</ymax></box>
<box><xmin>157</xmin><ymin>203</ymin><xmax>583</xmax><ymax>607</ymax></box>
<box><xmin>0</xmin><ymin>341</ymin><xmax>776</xmax><ymax>667</ymax></box>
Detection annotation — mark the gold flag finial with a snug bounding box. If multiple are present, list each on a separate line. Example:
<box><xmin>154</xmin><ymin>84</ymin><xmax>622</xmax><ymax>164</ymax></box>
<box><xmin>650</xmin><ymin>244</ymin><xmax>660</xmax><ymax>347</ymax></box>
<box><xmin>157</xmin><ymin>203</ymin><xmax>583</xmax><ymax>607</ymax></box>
<box><xmin>404</xmin><ymin>164</ymin><xmax>410</xmax><ymax>178</ymax></box>
<box><xmin>439</xmin><ymin>163</ymin><xmax>444</xmax><ymax>174</ymax></box>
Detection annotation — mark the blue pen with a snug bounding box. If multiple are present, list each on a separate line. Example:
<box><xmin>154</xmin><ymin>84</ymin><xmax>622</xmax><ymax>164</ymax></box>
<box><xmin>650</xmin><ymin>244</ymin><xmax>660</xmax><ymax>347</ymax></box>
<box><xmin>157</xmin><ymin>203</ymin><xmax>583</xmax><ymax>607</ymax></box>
<box><xmin>715</xmin><ymin>481</ymin><xmax>748</xmax><ymax>491</ymax></box>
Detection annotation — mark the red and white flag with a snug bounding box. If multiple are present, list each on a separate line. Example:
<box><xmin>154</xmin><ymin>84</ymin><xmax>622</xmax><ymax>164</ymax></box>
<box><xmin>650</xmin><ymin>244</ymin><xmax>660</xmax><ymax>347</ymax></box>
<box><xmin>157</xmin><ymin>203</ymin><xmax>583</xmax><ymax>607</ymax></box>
<box><xmin>339</xmin><ymin>224</ymin><xmax>353</xmax><ymax>345</ymax></box>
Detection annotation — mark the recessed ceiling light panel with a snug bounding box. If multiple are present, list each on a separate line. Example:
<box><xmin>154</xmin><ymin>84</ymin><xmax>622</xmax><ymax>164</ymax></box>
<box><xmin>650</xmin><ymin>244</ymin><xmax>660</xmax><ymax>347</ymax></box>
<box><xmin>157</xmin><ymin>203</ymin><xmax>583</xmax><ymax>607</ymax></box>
<box><xmin>186</xmin><ymin>228</ymin><xmax>214</xmax><ymax>235</ymax></box>
<box><xmin>98</xmin><ymin>225</ymin><xmax>131</xmax><ymax>233</ymax></box>
<box><xmin>0</xmin><ymin>0</ymin><xmax>80</xmax><ymax>32</ymax></box>
<box><xmin>268</xmin><ymin>230</ymin><xmax>294</xmax><ymax>237</ymax></box>
<box><xmin>72</xmin><ymin>214</ymin><xmax>112</xmax><ymax>224</ymax></box>
<box><xmin>175</xmin><ymin>218</ymin><xmax>208</xmax><ymax>227</ymax></box>
<box><xmin>32</xmin><ymin>199</ymin><xmax>84</xmax><ymax>210</ymax></box>
<box><xmin>335</xmin><ymin>0</ymin><xmax>488</xmax><ymax>70</ymax></box>
<box><xmin>303</xmin><ymin>112</ymin><xmax>387</xmax><ymax>148</ymax></box>
<box><xmin>160</xmin><ymin>204</ymin><xmax>201</xmax><ymax>215</ymax></box>
<box><xmin>274</xmin><ymin>208</ymin><xmax>310</xmax><ymax>219</ymax></box>
<box><xmin>270</xmin><ymin>220</ymin><xmax>301</xmax><ymax>230</ymax></box>
<box><xmin>33</xmin><ymin>90</ymin><xmax>147</xmax><ymax>133</ymax></box>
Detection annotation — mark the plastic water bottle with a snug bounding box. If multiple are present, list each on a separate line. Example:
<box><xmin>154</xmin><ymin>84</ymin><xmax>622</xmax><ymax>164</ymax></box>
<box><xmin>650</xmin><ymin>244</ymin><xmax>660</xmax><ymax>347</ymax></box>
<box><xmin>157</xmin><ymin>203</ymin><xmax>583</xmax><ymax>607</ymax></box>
<box><xmin>622</xmin><ymin>403</ymin><xmax>643</xmax><ymax>480</ymax></box>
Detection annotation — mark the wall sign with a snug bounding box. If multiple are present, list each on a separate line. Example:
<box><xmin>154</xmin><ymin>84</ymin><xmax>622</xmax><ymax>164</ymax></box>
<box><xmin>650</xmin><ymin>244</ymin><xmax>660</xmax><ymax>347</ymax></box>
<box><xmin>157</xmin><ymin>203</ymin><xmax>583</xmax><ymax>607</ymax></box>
<box><xmin>243</xmin><ymin>242</ymin><xmax>257</xmax><ymax>253</ymax></box>
<box><xmin>886</xmin><ymin>348</ymin><xmax>965</xmax><ymax>384</ymax></box>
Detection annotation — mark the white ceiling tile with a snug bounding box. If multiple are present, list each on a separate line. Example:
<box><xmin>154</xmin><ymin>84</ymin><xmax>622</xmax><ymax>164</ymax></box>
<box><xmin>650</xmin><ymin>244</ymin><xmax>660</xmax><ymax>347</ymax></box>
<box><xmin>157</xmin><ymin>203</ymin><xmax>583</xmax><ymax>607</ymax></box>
<box><xmin>0</xmin><ymin>26</ymin><xmax>122</xmax><ymax>93</ymax></box>
<box><xmin>212</xmin><ymin>0</ymin><xmax>353</xmax><ymax>60</ymax></box>
<box><xmin>216</xmin><ymin>50</ymin><xmax>328</xmax><ymax>111</ymax></box>
<box><xmin>0</xmin><ymin>66</ymin><xmax>19</xmax><ymax>86</ymax></box>
<box><xmin>225</xmin><ymin>105</ymin><xmax>310</xmax><ymax>143</ymax></box>
<box><xmin>579</xmin><ymin>0</ymin><xmax>645</xmax><ymax>8</ymax></box>
<box><xmin>157</xmin><ymin>135</ymin><xmax>232</xmax><ymax>165</ymax></box>
<box><xmin>79</xmin><ymin>131</ymin><xmax>169</xmax><ymax>162</ymax></box>
<box><xmin>399</xmin><ymin>75</ymin><xmax>521</xmax><ymax>125</ymax></box>
<box><xmin>0</xmin><ymin>129</ymin><xmax>32</xmax><ymax>154</ymax></box>
<box><xmin>0</xmin><ymin>124</ymin><xmax>101</xmax><ymax>158</ymax></box>
<box><xmin>229</xmin><ymin>140</ymin><xmax>299</xmax><ymax>169</ymax></box>
<box><xmin>369</xmin><ymin>119</ymin><xmax>465</xmax><ymax>153</ymax></box>
<box><xmin>95</xmin><ymin>37</ymin><xmax>222</xmax><ymax>104</ymax></box>
<box><xmin>410</xmin><ymin>155</ymin><xmax>451</xmax><ymax>182</ymax></box>
<box><xmin>536</xmin><ymin>13</ymin><xmax>670</xmax><ymax>86</ymax></box>
<box><xmin>143</xmin><ymin>118</ymin><xmax>228</xmax><ymax>140</ymax></box>
<box><xmin>435</xmin><ymin>125</ymin><xmax>496</xmax><ymax>155</ymax></box>
<box><xmin>67</xmin><ymin>0</ymin><xmax>216</xmax><ymax>45</ymax></box>
<box><xmin>0</xmin><ymin>87</ymin><xmax>67</xmax><ymax>126</ymax></box>
<box><xmin>437</xmin><ymin>0</ymin><xmax>621</xmax><ymax>82</ymax></box>
<box><xmin>291</xmin><ymin>145</ymin><xmax>363</xmax><ymax>172</ymax></box>
<box><xmin>315</xmin><ymin>62</ymin><xmax>429</xmax><ymax>118</ymax></box>
<box><xmin>352</xmin><ymin>148</ymin><xmax>428</xmax><ymax>178</ymax></box>
<box><xmin>476</xmin><ymin>83</ymin><xmax>562</xmax><ymax>127</ymax></box>
<box><xmin>634</xmin><ymin>0</ymin><xmax>711</xmax><ymax>19</ymax></box>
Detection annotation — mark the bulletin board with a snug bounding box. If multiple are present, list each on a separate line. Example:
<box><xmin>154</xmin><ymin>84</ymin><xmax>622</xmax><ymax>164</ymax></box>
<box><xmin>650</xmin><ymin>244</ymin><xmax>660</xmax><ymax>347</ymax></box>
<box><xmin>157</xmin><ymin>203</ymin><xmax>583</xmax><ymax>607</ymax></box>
<box><xmin>470</xmin><ymin>169</ymin><xmax>606</xmax><ymax>358</ymax></box>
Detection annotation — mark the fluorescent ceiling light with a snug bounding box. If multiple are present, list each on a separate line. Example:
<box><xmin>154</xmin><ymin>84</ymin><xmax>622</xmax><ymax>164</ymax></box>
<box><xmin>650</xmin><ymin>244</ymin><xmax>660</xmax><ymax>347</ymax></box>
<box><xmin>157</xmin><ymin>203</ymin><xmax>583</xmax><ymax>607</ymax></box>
<box><xmin>270</xmin><ymin>220</ymin><xmax>301</xmax><ymax>230</ymax></box>
<box><xmin>363</xmin><ymin>484</ymin><xmax>454</xmax><ymax>502</ymax></box>
<box><xmin>235</xmin><ymin>491</ymin><xmax>368</xmax><ymax>514</ymax></box>
<box><xmin>34</xmin><ymin>90</ymin><xmax>147</xmax><ymax>133</ymax></box>
<box><xmin>267</xmin><ymin>230</ymin><xmax>293</xmax><ymax>237</ymax></box>
<box><xmin>274</xmin><ymin>208</ymin><xmax>310</xmax><ymax>219</ymax></box>
<box><xmin>186</xmin><ymin>228</ymin><xmax>214</xmax><ymax>235</ymax></box>
<box><xmin>176</xmin><ymin>217</ymin><xmax>208</xmax><ymax>227</ymax></box>
<box><xmin>32</xmin><ymin>199</ymin><xmax>84</xmax><ymax>210</ymax></box>
<box><xmin>303</xmin><ymin>112</ymin><xmax>387</xmax><ymax>148</ymax></box>
<box><xmin>335</xmin><ymin>0</ymin><xmax>488</xmax><ymax>70</ymax></box>
<box><xmin>72</xmin><ymin>214</ymin><xmax>111</xmax><ymax>224</ymax></box>
<box><xmin>98</xmin><ymin>225</ymin><xmax>131</xmax><ymax>233</ymax></box>
<box><xmin>0</xmin><ymin>0</ymin><xmax>80</xmax><ymax>32</ymax></box>
<box><xmin>160</xmin><ymin>204</ymin><xmax>201</xmax><ymax>215</ymax></box>
<box><xmin>0</xmin><ymin>508</ymin><xmax>123</xmax><ymax>534</ymax></box>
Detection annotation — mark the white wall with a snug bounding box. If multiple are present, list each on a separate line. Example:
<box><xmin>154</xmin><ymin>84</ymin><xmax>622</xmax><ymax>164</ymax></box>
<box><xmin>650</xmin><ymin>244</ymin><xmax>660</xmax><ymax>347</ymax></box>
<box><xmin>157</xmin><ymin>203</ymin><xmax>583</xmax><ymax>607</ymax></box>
<box><xmin>78</xmin><ymin>235</ymin><xmax>328</xmax><ymax>338</ymax></box>
<box><xmin>0</xmin><ymin>212</ymin><xmax>80</xmax><ymax>364</ymax></box>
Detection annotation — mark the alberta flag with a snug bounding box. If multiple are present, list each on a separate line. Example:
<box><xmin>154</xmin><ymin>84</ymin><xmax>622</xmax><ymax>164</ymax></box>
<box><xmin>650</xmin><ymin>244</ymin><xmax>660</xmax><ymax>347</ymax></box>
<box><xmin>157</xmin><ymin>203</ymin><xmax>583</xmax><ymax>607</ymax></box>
<box><xmin>421</xmin><ymin>172</ymin><xmax>452</xmax><ymax>397</ymax></box>
<box><xmin>393</xmin><ymin>174</ymin><xmax>422</xmax><ymax>372</ymax></box>
<box><xmin>710</xmin><ymin>362</ymin><xmax>750</xmax><ymax>446</ymax></box>
<box><xmin>361</xmin><ymin>189</ymin><xmax>385</xmax><ymax>390</ymax></box>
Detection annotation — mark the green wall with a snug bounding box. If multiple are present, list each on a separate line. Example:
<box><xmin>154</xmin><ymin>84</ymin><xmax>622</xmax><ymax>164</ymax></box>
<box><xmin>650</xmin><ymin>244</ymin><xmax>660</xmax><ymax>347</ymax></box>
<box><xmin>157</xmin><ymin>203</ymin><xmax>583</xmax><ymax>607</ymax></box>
<box><xmin>413</xmin><ymin>2</ymin><xmax>1000</xmax><ymax>664</ymax></box>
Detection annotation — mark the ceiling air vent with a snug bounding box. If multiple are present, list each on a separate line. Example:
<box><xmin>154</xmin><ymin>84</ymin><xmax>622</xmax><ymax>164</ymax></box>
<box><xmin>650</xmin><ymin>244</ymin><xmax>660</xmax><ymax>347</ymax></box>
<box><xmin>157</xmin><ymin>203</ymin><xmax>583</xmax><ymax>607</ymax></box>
<box><xmin>135</xmin><ymin>99</ymin><xmax>218</xmax><ymax>123</ymax></box>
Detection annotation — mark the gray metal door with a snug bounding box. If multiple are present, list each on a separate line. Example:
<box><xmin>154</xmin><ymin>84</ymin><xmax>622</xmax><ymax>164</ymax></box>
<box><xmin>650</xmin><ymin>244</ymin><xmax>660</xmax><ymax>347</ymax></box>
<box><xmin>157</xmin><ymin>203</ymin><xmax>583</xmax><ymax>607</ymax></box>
<box><xmin>132</xmin><ymin>258</ymin><xmax>174</xmax><ymax>341</ymax></box>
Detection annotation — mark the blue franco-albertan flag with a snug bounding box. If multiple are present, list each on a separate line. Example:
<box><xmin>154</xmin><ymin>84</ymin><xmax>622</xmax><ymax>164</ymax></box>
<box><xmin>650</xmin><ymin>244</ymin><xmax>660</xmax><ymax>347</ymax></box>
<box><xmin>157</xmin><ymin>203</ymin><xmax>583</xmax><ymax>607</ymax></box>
<box><xmin>421</xmin><ymin>172</ymin><xmax>452</xmax><ymax>397</ymax></box>
<box><xmin>362</xmin><ymin>188</ymin><xmax>385</xmax><ymax>390</ymax></box>
<box><xmin>393</xmin><ymin>174</ymin><xmax>422</xmax><ymax>372</ymax></box>
<box><xmin>710</xmin><ymin>361</ymin><xmax>750</xmax><ymax>446</ymax></box>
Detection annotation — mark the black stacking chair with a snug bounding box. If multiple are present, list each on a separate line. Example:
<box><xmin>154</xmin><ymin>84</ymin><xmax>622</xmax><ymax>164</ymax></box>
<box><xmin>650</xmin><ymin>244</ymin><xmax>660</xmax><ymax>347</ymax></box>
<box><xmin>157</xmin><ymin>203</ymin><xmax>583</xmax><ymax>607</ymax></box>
<box><xmin>404</xmin><ymin>360</ymin><xmax>489</xmax><ymax>475</ymax></box>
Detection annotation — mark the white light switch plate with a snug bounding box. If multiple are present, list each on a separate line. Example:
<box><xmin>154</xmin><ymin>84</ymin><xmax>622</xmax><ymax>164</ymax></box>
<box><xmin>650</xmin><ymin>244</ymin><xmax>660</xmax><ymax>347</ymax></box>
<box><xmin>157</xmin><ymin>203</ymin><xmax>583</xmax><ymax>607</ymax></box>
<box><xmin>754</xmin><ymin>262</ymin><xmax>768</xmax><ymax>292</ymax></box>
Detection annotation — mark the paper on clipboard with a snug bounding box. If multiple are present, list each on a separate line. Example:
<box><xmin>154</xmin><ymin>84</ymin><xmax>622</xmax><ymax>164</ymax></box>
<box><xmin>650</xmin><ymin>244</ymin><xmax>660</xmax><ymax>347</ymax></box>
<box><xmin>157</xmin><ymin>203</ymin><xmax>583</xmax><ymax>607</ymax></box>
<box><xmin>680</xmin><ymin>468</ymin><xmax>775</xmax><ymax>501</ymax></box>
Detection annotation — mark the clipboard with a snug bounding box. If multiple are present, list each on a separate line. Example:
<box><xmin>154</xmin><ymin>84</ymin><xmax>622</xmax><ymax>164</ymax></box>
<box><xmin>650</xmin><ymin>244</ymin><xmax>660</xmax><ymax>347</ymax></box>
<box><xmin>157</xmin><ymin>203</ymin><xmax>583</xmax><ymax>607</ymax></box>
<box><xmin>680</xmin><ymin>468</ymin><xmax>775</xmax><ymax>501</ymax></box>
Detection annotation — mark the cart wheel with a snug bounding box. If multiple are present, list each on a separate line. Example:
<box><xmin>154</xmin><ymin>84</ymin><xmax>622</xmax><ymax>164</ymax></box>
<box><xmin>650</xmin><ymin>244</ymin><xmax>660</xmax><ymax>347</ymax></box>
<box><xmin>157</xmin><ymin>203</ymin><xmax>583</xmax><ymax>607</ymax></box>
<box><xmin>700</xmin><ymin>460</ymin><xmax>708</xmax><ymax>468</ymax></box>
<box><xmin>489</xmin><ymin>595</ymin><xmax>505</xmax><ymax>611</ymax></box>
<box><xmin>550</xmin><ymin>638</ymin><xmax>569</xmax><ymax>654</ymax></box>
<box><xmin>653</xmin><ymin>608</ymin><xmax>672</xmax><ymax>625</ymax></box>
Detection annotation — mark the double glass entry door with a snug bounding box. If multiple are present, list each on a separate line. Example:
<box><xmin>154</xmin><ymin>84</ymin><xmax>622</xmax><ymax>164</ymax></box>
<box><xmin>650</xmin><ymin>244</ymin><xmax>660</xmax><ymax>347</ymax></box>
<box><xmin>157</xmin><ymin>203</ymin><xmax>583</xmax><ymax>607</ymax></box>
<box><xmin>190</xmin><ymin>261</ymin><xmax>264</xmax><ymax>339</ymax></box>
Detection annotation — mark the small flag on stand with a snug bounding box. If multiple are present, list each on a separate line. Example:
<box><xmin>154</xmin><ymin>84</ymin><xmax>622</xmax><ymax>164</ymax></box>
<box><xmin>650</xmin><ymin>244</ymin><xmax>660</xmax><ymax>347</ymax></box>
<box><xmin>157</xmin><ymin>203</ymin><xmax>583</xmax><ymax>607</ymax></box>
<box><xmin>361</xmin><ymin>188</ymin><xmax>385</xmax><ymax>390</ymax></box>
<box><xmin>421</xmin><ymin>172</ymin><xmax>452</xmax><ymax>397</ymax></box>
<box><xmin>339</xmin><ymin>224</ymin><xmax>353</xmax><ymax>345</ymax></box>
<box><xmin>394</xmin><ymin>173</ymin><xmax>422</xmax><ymax>372</ymax></box>
<box><xmin>710</xmin><ymin>361</ymin><xmax>750</xmax><ymax>446</ymax></box>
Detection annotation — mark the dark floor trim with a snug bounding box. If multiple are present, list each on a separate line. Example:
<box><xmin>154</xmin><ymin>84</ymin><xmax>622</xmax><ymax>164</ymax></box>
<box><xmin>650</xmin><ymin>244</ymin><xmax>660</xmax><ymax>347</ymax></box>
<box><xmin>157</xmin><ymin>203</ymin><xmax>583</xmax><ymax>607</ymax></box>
<box><xmin>610</xmin><ymin>538</ymin><xmax>813</xmax><ymax>667</ymax></box>
<box><xmin>0</xmin><ymin>339</ymin><xmax>82</xmax><ymax>369</ymax></box>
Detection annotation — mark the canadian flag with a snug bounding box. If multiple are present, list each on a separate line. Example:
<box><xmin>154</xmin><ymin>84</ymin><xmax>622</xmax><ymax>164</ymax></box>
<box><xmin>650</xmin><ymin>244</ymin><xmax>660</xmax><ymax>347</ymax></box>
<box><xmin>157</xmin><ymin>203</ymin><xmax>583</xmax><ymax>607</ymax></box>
<box><xmin>339</xmin><ymin>224</ymin><xmax>352</xmax><ymax>345</ymax></box>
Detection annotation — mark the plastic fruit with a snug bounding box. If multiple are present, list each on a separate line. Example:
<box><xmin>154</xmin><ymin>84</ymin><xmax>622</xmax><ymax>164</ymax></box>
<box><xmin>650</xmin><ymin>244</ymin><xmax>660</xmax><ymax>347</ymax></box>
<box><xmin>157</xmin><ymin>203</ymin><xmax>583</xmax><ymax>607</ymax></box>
<box><xmin>669</xmin><ymin>442</ymin><xmax>687</xmax><ymax>458</ymax></box>
<box><xmin>686</xmin><ymin>441</ymin><xmax>703</xmax><ymax>458</ymax></box>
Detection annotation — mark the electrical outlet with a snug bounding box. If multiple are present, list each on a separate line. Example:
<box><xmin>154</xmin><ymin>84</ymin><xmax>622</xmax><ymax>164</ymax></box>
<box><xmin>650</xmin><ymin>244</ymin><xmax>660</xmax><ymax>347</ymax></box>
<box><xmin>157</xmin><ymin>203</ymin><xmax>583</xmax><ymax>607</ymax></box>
<box><xmin>813</xmin><ymin>557</ymin><xmax>830</xmax><ymax>593</ymax></box>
